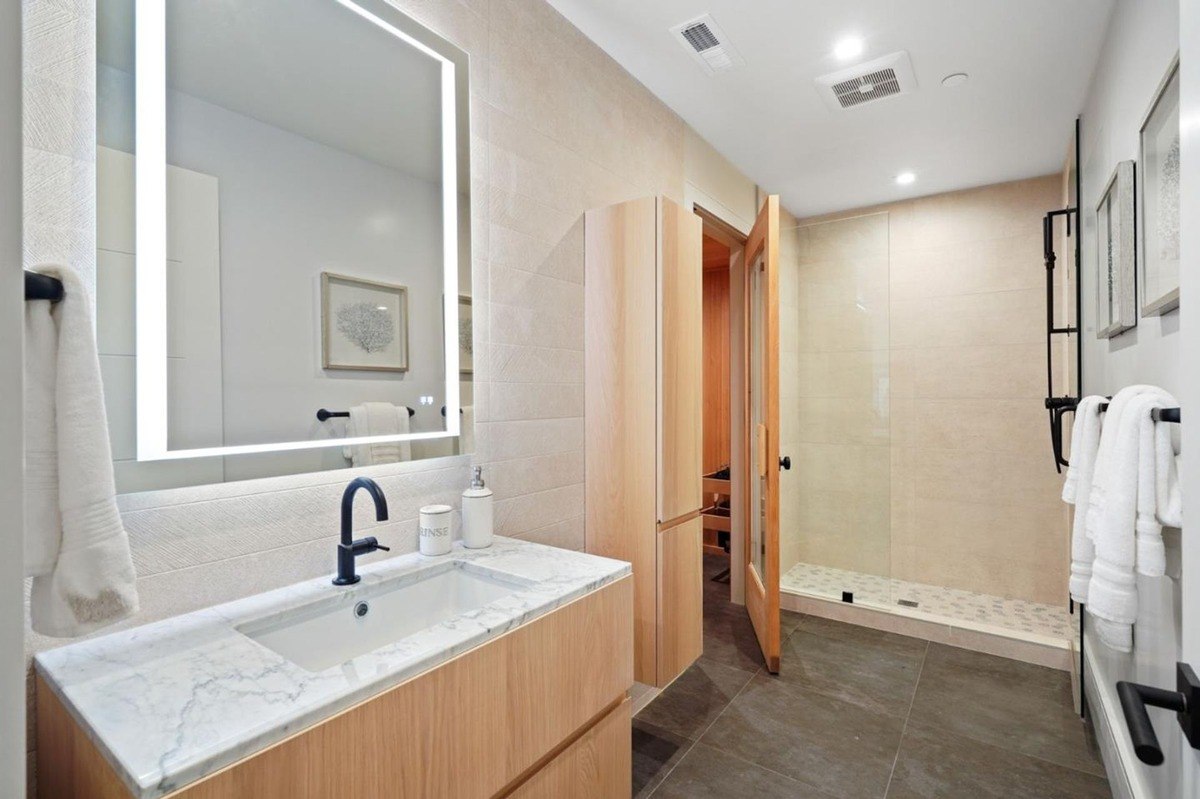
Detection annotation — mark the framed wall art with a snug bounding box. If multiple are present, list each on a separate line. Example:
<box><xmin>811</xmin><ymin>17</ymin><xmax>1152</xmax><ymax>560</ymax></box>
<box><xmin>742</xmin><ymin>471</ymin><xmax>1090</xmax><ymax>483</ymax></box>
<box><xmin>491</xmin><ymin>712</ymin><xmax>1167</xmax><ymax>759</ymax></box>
<box><xmin>321</xmin><ymin>272</ymin><xmax>409</xmax><ymax>371</ymax></box>
<box><xmin>1138</xmin><ymin>55</ymin><xmax>1181</xmax><ymax>316</ymax></box>
<box><xmin>1096</xmin><ymin>160</ymin><xmax>1137</xmax><ymax>339</ymax></box>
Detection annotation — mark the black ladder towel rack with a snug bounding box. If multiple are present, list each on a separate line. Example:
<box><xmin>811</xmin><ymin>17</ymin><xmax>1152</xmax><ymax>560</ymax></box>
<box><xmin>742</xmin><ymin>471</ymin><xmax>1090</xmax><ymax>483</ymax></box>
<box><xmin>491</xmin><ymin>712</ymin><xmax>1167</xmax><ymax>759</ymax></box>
<box><xmin>1044</xmin><ymin>118</ymin><xmax>1083</xmax><ymax>473</ymax></box>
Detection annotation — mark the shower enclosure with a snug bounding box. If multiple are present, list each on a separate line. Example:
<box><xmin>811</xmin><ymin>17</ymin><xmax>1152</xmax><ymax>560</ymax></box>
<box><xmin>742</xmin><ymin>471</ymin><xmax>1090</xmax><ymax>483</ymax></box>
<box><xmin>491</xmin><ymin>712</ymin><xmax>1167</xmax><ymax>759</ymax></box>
<box><xmin>778</xmin><ymin>188</ymin><xmax>1074</xmax><ymax>645</ymax></box>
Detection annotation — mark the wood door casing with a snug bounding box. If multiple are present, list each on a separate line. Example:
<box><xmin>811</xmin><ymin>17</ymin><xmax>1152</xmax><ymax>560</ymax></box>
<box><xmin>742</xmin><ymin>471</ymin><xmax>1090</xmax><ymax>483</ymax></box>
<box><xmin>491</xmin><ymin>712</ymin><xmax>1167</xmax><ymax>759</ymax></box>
<box><xmin>657</xmin><ymin>196</ymin><xmax>703</xmax><ymax>526</ymax></box>
<box><xmin>584</xmin><ymin>198</ymin><xmax>659</xmax><ymax>685</ymax></box>
<box><xmin>742</xmin><ymin>196</ymin><xmax>782</xmax><ymax>674</ymax></box>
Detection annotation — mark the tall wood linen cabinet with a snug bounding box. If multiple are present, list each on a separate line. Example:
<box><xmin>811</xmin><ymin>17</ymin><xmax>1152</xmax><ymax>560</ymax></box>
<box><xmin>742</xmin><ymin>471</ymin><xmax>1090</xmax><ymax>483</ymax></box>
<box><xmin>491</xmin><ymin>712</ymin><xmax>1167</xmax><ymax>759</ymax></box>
<box><xmin>584</xmin><ymin>196</ymin><xmax>704</xmax><ymax>688</ymax></box>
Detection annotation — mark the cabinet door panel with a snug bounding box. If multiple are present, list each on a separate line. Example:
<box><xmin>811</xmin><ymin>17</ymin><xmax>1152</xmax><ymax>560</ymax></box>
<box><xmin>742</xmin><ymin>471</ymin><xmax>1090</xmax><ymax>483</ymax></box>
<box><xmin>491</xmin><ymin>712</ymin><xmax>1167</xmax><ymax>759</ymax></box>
<box><xmin>657</xmin><ymin>197</ymin><xmax>703</xmax><ymax>524</ymax></box>
<box><xmin>656</xmin><ymin>517</ymin><xmax>703</xmax><ymax>686</ymax></box>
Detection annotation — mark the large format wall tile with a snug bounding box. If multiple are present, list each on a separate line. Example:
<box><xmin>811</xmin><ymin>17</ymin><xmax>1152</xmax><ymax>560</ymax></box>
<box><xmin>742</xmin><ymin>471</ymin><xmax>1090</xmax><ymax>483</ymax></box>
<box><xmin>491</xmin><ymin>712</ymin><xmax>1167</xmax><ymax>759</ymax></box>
<box><xmin>785</xmin><ymin>175</ymin><xmax>1067</xmax><ymax>606</ymax></box>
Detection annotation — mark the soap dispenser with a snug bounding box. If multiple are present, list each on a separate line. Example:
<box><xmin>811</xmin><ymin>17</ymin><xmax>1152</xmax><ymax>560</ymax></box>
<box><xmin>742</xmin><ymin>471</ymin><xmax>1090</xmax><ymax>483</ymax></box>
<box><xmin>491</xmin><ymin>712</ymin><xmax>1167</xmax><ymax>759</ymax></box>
<box><xmin>461</xmin><ymin>466</ymin><xmax>494</xmax><ymax>549</ymax></box>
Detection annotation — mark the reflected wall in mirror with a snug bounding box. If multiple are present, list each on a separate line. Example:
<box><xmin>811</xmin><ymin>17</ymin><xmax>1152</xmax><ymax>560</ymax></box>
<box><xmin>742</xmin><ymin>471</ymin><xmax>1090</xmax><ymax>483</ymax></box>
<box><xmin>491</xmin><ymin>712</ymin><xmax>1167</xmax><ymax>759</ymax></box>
<box><xmin>96</xmin><ymin>0</ymin><xmax>473</xmax><ymax>492</ymax></box>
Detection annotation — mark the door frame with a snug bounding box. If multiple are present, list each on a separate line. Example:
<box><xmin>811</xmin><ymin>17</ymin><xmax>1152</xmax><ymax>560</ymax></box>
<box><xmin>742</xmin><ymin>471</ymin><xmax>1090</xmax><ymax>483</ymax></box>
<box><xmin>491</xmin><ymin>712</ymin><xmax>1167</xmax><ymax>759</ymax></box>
<box><xmin>694</xmin><ymin>203</ymin><xmax>749</xmax><ymax>607</ymax></box>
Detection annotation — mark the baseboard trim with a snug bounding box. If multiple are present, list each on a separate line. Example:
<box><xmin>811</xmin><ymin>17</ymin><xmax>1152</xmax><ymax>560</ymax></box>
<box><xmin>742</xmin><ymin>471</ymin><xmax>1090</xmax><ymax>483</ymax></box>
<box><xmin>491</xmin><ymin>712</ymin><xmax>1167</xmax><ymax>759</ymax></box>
<box><xmin>630</xmin><ymin>681</ymin><xmax>661</xmax><ymax>716</ymax></box>
<box><xmin>1084</xmin><ymin>642</ymin><xmax>1149</xmax><ymax>799</ymax></box>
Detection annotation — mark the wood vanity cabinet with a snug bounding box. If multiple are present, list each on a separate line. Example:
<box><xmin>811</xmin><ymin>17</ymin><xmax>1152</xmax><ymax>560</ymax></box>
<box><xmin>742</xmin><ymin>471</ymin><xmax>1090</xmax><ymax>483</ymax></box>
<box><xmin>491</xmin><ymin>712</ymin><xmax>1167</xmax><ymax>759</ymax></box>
<box><xmin>36</xmin><ymin>577</ymin><xmax>633</xmax><ymax>799</ymax></box>
<box><xmin>584</xmin><ymin>196</ymin><xmax>703</xmax><ymax>689</ymax></box>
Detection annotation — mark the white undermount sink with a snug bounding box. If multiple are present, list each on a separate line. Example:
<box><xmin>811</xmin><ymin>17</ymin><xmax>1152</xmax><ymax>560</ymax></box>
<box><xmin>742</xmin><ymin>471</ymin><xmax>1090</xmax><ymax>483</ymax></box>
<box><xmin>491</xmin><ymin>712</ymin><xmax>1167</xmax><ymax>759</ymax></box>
<box><xmin>238</xmin><ymin>563</ymin><xmax>528</xmax><ymax>672</ymax></box>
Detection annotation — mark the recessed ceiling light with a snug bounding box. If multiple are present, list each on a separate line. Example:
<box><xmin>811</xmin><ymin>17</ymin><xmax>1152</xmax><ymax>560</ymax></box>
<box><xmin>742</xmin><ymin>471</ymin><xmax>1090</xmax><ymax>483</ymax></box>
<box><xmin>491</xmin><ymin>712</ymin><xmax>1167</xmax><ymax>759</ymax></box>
<box><xmin>895</xmin><ymin>171</ymin><xmax>916</xmax><ymax>186</ymax></box>
<box><xmin>942</xmin><ymin>72</ymin><xmax>969</xmax><ymax>88</ymax></box>
<box><xmin>833</xmin><ymin>36</ymin><xmax>864</xmax><ymax>61</ymax></box>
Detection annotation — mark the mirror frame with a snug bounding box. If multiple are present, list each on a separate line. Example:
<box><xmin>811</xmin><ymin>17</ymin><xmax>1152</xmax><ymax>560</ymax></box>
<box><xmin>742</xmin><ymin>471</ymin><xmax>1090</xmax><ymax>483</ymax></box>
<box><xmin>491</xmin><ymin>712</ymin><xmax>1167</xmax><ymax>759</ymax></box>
<box><xmin>132</xmin><ymin>0</ymin><xmax>472</xmax><ymax>461</ymax></box>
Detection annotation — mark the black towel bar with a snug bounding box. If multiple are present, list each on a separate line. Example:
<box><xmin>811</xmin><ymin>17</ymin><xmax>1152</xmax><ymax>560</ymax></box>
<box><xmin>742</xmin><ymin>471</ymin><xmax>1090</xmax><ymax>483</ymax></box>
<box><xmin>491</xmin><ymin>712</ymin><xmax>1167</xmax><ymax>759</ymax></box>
<box><xmin>24</xmin><ymin>271</ymin><xmax>64</xmax><ymax>303</ymax></box>
<box><xmin>317</xmin><ymin>407</ymin><xmax>414</xmax><ymax>422</ymax></box>
<box><xmin>440</xmin><ymin>406</ymin><xmax>464</xmax><ymax>417</ymax></box>
<box><xmin>1094</xmin><ymin>402</ymin><xmax>1180</xmax><ymax>423</ymax></box>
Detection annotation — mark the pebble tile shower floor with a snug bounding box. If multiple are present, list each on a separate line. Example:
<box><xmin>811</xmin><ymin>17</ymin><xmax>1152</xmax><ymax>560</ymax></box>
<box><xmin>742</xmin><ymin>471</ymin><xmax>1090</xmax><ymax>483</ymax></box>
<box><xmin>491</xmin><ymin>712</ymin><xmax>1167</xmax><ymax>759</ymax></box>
<box><xmin>632</xmin><ymin>554</ymin><xmax>1109</xmax><ymax>798</ymax></box>
<box><xmin>782</xmin><ymin>561</ymin><xmax>1075</xmax><ymax>642</ymax></box>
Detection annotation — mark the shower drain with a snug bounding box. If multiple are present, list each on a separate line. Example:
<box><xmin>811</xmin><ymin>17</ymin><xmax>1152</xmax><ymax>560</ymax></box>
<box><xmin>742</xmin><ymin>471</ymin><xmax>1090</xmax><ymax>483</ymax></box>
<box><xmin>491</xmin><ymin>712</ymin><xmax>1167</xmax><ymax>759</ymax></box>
<box><xmin>897</xmin><ymin>599</ymin><xmax>919</xmax><ymax>608</ymax></box>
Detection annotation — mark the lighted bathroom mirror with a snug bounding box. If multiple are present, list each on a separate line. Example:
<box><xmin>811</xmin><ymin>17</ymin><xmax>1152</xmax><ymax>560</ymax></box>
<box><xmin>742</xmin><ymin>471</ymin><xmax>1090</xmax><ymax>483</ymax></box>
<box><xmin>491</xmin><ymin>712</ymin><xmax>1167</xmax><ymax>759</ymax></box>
<box><xmin>96</xmin><ymin>0</ymin><xmax>473</xmax><ymax>492</ymax></box>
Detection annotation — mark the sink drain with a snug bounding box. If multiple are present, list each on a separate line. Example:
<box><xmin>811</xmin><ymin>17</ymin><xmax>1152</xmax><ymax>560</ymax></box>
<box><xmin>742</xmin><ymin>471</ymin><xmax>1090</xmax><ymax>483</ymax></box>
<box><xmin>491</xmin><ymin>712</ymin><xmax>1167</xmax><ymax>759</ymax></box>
<box><xmin>353</xmin><ymin>601</ymin><xmax>370</xmax><ymax>618</ymax></box>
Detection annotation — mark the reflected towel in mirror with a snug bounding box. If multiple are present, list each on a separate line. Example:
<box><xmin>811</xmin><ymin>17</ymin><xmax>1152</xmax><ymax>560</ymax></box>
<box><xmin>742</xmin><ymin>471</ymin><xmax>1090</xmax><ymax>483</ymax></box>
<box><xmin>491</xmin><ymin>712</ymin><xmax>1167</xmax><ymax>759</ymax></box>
<box><xmin>344</xmin><ymin>402</ymin><xmax>412</xmax><ymax>466</ymax></box>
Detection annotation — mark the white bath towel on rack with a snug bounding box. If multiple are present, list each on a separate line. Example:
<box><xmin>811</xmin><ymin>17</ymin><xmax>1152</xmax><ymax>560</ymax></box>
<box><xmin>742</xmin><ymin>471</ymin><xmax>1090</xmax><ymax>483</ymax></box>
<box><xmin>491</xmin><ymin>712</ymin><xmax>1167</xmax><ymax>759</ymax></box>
<box><xmin>1135</xmin><ymin>390</ymin><xmax>1179</xmax><ymax>577</ymax></box>
<box><xmin>1087</xmin><ymin>387</ymin><xmax>1172</xmax><ymax>652</ymax></box>
<box><xmin>24</xmin><ymin>264</ymin><xmax>139</xmax><ymax>638</ymax></box>
<box><xmin>1063</xmin><ymin>395</ymin><xmax>1105</xmax><ymax>604</ymax></box>
<box><xmin>1155</xmin><ymin>430</ymin><xmax>1182</xmax><ymax>530</ymax></box>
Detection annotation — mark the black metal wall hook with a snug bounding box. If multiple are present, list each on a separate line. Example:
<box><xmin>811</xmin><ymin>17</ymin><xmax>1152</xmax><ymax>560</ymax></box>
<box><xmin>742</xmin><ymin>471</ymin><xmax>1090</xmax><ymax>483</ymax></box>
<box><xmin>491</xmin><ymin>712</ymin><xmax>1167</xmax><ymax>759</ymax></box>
<box><xmin>24</xmin><ymin>271</ymin><xmax>64</xmax><ymax>303</ymax></box>
<box><xmin>318</xmin><ymin>407</ymin><xmax>414</xmax><ymax>422</ymax></box>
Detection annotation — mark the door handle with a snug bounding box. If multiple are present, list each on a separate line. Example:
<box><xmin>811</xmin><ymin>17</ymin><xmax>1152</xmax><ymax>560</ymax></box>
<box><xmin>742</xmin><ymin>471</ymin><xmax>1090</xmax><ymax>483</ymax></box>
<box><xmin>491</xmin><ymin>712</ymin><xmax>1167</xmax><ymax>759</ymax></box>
<box><xmin>779</xmin><ymin>455</ymin><xmax>791</xmax><ymax>471</ymax></box>
<box><xmin>1117</xmin><ymin>663</ymin><xmax>1200</xmax><ymax>766</ymax></box>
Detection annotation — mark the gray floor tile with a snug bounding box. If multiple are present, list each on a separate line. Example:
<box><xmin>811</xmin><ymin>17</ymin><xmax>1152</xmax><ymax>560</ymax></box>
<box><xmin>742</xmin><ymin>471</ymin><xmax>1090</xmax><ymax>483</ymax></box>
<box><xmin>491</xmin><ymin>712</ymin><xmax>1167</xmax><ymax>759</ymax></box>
<box><xmin>782</xmin><ymin>608</ymin><xmax>805</xmax><ymax>638</ymax></box>
<box><xmin>702</xmin><ymin>600</ymin><xmax>771</xmax><ymax>673</ymax></box>
<box><xmin>635</xmin><ymin>658</ymin><xmax>757</xmax><ymax>740</ymax></box>
<box><xmin>908</xmin><ymin>643</ymin><xmax>1105</xmax><ymax>776</ymax></box>
<box><xmin>652</xmin><ymin>741</ymin><xmax>835</xmax><ymax>798</ymax></box>
<box><xmin>632</xmin><ymin>720</ymin><xmax>694</xmax><ymax>799</ymax></box>
<box><xmin>775</xmin><ymin>616</ymin><xmax>928</xmax><ymax>717</ymax></box>
<box><xmin>701</xmin><ymin>673</ymin><xmax>906</xmax><ymax>798</ymax></box>
<box><xmin>887</xmin><ymin>720</ymin><xmax>1112</xmax><ymax>798</ymax></box>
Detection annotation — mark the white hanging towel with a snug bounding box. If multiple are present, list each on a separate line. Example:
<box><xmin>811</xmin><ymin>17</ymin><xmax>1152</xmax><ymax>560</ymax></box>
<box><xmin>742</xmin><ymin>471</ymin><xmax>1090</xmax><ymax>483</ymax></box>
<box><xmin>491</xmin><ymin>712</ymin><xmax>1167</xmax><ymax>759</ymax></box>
<box><xmin>1086</xmin><ymin>387</ymin><xmax>1171</xmax><ymax>652</ymax></box>
<box><xmin>24</xmin><ymin>264</ymin><xmax>138</xmax><ymax>638</ymax></box>
<box><xmin>1134</xmin><ymin>390</ymin><xmax>1179</xmax><ymax>577</ymax></box>
<box><xmin>1063</xmin><ymin>395</ymin><xmax>1104</xmax><ymax>604</ymax></box>
<box><xmin>459</xmin><ymin>405</ymin><xmax>475</xmax><ymax>454</ymax></box>
<box><xmin>344</xmin><ymin>402</ymin><xmax>412</xmax><ymax>466</ymax></box>
<box><xmin>1155</xmin><ymin>426</ymin><xmax>1182</xmax><ymax>530</ymax></box>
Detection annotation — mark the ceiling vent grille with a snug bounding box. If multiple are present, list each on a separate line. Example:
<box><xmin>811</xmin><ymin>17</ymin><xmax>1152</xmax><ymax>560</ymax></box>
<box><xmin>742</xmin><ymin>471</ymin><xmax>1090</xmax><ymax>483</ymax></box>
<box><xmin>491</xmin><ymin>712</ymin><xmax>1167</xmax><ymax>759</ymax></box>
<box><xmin>670</xmin><ymin>14</ymin><xmax>745</xmax><ymax>75</ymax></box>
<box><xmin>815</xmin><ymin>51</ymin><xmax>917</xmax><ymax>111</ymax></box>
<box><xmin>831</xmin><ymin>68</ymin><xmax>902</xmax><ymax>108</ymax></box>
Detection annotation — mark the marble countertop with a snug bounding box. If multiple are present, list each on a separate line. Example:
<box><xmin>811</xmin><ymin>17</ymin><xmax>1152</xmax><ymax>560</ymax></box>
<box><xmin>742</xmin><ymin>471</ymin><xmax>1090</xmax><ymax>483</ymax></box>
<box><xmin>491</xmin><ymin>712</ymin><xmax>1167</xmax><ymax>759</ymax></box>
<box><xmin>35</xmin><ymin>537</ymin><xmax>631</xmax><ymax>798</ymax></box>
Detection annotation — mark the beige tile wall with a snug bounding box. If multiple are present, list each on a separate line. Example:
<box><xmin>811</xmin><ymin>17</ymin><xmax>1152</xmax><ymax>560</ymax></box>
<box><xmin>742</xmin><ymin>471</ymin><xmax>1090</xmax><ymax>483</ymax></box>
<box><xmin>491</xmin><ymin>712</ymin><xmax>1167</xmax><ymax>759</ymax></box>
<box><xmin>784</xmin><ymin>212</ymin><xmax>892</xmax><ymax>579</ymax></box>
<box><xmin>21</xmin><ymin>0</ymin><xmax>757</xmax><ymax>789</ymax></box>
<box><xmin>785</xmin><ymin>176</ymin><xmax>1071</xmax><ymax>606</ymax></box>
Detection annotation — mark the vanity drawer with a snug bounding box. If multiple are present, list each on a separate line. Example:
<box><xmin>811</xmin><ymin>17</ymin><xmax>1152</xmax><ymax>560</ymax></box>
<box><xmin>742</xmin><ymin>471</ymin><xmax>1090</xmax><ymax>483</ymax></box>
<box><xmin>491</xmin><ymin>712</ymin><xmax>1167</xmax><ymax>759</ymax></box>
<box><xmin>37</xmin><ymin>575</ymin><xmax>634</xmax><ymax>799</ymax></box>
<box><xmin>505</xmin><ymin>698</ymin><xmax>631</xmax><ymax>799</ymax></box>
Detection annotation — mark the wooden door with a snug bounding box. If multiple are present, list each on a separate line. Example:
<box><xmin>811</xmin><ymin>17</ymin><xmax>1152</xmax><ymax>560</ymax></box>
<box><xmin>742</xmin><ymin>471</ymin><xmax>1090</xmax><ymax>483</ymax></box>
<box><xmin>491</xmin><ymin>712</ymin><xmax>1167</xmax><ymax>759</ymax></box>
<box><xmin>742</xmin><ymin>196</ymin><xmax>782</xmax><ymax>674</ymax></box>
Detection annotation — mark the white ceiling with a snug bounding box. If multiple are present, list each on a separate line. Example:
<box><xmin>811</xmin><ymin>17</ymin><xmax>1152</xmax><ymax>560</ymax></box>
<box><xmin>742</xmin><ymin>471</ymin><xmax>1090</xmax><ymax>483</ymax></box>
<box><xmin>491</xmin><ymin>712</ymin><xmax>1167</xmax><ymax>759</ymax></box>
<box><xmin>545</xmin><ymin>0</ymin><xmax>1116</xmax><ymax>217</ymax></box>
<box><xmin>98</xmin><ymin>0</ymin><xmax>442</xmax><ymax>182</ymax></box>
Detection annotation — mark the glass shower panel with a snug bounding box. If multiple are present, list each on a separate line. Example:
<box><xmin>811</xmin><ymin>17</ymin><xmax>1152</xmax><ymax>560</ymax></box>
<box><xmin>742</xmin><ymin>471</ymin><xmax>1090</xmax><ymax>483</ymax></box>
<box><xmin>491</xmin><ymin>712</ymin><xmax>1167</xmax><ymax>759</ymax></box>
<box><xmin>779</xmin><ymin>212</ymin><xmax>891</xmax><ymax>607</ymax></box>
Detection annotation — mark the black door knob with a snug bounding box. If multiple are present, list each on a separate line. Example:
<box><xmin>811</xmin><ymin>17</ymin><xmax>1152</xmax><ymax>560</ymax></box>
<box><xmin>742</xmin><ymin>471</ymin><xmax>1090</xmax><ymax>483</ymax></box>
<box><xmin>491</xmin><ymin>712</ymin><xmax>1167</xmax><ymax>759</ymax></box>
<box><xmin>779</xmin><ymin>456</ymin><xmax>791</xmax><ymax>471</ymax></box>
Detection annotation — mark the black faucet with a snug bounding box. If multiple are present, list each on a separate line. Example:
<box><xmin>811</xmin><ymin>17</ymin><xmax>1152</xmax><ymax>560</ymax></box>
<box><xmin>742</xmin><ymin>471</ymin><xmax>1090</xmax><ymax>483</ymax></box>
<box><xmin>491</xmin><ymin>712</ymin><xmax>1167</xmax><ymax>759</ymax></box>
<box><xmin>334</xmin><ymin>477</ymin><xmax>391</xmax><ymax>585</ymax></box>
